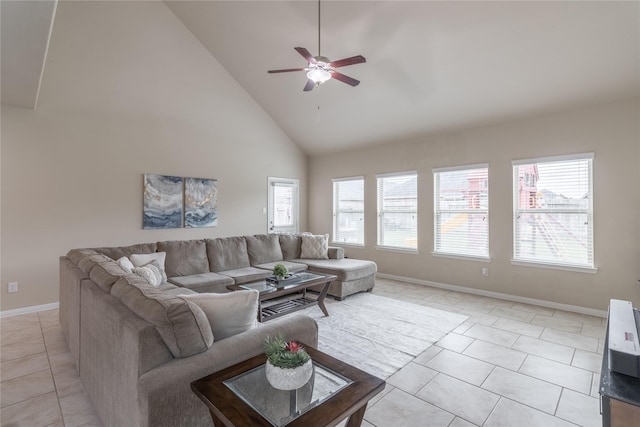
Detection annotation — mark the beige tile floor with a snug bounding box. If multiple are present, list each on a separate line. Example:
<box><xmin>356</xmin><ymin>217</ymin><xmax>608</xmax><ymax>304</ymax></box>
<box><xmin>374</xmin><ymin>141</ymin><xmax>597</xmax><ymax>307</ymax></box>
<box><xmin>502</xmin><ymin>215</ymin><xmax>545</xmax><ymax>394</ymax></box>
<box><xmin>0</xmin><ymin>278</ymin><xmax>605</xmax><ymax>426</ymax></box>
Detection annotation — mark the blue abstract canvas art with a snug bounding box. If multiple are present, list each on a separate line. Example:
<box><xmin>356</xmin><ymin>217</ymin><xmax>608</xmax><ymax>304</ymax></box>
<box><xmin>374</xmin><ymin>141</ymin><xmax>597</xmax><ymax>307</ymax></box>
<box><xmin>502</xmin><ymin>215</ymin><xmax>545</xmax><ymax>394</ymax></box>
<box><xmin>185</xmin><ymin>177</ymin><xmax>218</xmax><ymax>228</ymax></box>
<box><xmin>143</xmin><ymin>174</ymin><xmax>183</xmax><ymax>229</ymax></box>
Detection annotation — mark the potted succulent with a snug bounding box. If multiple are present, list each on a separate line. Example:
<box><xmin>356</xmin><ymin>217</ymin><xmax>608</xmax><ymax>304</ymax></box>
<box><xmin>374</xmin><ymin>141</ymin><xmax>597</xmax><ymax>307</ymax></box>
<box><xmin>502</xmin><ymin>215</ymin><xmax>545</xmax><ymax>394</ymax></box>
<box><xmin>264</xmin><ymin>334</ymin><xmax>313</xmax><ymax>390</ymax></box>
<box><xmin>272</xmin><ymin>264</ymin><xmax>289</xmax><ymax>281</ymax></box>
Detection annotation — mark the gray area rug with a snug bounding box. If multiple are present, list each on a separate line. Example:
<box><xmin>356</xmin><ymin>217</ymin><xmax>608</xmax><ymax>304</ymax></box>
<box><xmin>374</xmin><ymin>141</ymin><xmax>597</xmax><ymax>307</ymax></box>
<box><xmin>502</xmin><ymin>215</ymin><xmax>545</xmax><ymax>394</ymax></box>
<box><xmin>296</xmin><ymin>293</ymin><xmax>468</xmax><ymax>380</ymax></box>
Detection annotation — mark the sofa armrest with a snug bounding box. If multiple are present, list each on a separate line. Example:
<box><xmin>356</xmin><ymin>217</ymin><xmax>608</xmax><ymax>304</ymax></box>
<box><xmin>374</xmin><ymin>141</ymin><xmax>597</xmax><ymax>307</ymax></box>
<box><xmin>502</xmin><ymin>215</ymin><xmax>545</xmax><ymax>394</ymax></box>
<box><xmin>136</xmin><ymin>315</ymin><xmax>318</xmax><ymax>427</ymax></box>
<box><xmin>328</xmin><ymin>246</ymin><xmax>344</xmax><ymax>260</ymax></box>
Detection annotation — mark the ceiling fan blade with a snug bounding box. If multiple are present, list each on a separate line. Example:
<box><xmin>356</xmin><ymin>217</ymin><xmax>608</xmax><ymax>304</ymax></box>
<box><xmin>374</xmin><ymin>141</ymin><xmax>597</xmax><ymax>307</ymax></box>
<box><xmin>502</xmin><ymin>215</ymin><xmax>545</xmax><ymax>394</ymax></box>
<box><xmin>331</xmin><ymin>71</ymin><xmax>360</xmax><ymax>87</ymax></box>
<box><xmin>268</xmin><ymin>68</ymin><xmax>306</xmax><ymax>74</ymax></box>
<box><xmin>330</xmin><ymin>55</ymin><xmax>366</xmax><ymax>68</ymax></box>
<box><xmin>295</xmin><ymin>47</ymin><xmax>317</xmax><ymax>64</ymax></box>
<box><xmin>303</xmin><ymin>80</ymin><xmax>315</xmax><ymax>92</ymax></box>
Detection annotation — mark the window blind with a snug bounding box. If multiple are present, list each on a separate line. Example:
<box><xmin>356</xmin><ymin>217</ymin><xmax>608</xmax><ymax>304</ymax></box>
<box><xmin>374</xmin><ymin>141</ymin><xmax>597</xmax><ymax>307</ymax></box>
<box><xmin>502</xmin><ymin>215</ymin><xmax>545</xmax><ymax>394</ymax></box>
<box><xmin>333</xmin><ymin>177</ymin><xmax>365</xmax><ymax>245</ymax></box>
<box><xmin>512</xmin><ymin>154</ymin><xmax>594</xmax><ymax>269</ymax></box>
<box><xmin>376</xmin><ymin>172</ymin><xmax>417</xmax><ymax>250</ymax></box>
<box><xmin>434</xmin><ymin>164</ymin><xmax>489</xmax><ymax>258</ymax></box>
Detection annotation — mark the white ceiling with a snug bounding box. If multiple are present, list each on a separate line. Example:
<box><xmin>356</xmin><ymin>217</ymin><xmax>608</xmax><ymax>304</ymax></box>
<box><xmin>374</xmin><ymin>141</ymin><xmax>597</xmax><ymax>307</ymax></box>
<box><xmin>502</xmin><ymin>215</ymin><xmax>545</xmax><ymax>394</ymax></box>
<box><xmin>2</xmin><ymin>1</ymin><xmax>639</xmax><ymax>156</ymax></box>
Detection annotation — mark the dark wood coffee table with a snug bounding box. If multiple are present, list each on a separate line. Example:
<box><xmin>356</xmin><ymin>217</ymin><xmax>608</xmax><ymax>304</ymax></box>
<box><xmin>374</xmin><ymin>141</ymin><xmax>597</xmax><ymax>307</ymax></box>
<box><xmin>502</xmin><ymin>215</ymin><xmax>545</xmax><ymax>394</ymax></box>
<box><xmin>227</xmin><ymin>272</ymin><xmax>337</xmax><ymax>322</ymax></box>
<box><xmin>191</xmin><ymin>344</ymin><xmax>385</xmax><ymax>427</ymax></box>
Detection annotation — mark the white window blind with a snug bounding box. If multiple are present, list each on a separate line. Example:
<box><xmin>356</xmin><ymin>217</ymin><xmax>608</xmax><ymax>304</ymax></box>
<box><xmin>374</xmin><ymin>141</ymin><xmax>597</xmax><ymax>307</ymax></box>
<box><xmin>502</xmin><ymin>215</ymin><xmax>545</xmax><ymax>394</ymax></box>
<box><xmin>434</xmin><ymin>164</ymin><xmax>489</xmax><ymax>259</ymax></box>
<box><xmin>333</xmin><ymin>177</ymin><xmax>365</xmax><ymax>245</ymax></box>
<box><xmin>512</xmin><ymin>154</ymin><xmax>594</xmax><ymax>269</ymax></box>
<box><xmin>377</xmin><ymin>172</ymin><xmax>417</xmax><ymax>250</ymax></box>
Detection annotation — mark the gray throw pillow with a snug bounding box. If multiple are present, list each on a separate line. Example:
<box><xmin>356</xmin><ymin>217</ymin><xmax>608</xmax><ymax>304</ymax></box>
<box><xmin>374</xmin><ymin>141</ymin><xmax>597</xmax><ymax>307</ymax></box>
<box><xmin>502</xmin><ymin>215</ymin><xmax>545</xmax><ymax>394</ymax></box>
<box><xmin>180</xmin><ymin>290</ymin><xmax>259</xmax><ymax>341</ymax></box>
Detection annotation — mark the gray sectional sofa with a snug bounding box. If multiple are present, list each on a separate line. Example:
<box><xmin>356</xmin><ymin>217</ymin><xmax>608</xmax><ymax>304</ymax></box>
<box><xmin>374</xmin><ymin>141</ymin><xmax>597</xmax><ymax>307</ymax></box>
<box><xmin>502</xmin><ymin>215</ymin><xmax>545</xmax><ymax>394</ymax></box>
<box><xmin>59</xmin><ymin>233</ymin><xmax>376</xmax><ymax>427</ymax></box>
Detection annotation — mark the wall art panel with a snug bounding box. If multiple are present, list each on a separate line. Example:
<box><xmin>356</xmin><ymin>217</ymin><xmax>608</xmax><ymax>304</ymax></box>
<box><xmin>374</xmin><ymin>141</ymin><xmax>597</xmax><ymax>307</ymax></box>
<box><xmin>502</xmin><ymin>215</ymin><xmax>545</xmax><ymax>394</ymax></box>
<box><xmin>143</xmin><ymin>174</ymin><xmax>183</xmax><ymax>229</ymax></box>
<box><xmin>184</xmin><ymin>177</ymin><xmax>218</xmax><ymax>228</ymax></box>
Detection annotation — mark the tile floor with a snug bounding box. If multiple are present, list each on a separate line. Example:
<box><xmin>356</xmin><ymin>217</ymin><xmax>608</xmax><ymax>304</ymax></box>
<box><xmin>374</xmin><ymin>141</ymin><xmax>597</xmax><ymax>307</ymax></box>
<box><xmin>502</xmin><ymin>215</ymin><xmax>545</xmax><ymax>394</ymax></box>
<box><xmin>0</xmin><ymin>278</ymin><xmax>605</xmax><ymax>426</ymax></box>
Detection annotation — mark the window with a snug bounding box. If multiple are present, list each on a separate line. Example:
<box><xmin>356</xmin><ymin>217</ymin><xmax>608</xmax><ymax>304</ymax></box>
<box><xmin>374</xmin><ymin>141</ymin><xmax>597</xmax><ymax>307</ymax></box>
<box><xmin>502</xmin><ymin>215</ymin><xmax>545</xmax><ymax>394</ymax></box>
<box><xmin>333</xmin><ymin>177</ymin><xmax>365</xmax><ymax>245</ymax></box>
<box><xmin>512</xmin><ymin>153</ymin><xmax>594</xmax><ymax>271</ymax></box>
<box><xmin>268</xmin><ymin>177</ymin><xmax>298</xmax><ymax>233</ymax></box>
<box><xmin>377</xmin><ymin>172</ymin><xmax>417</xmax><ymax>250</ymax></box>
<box><xmin>434</xmin><ymin>164</ymin><xmax>489</xmax><ymax>259</ymax></box>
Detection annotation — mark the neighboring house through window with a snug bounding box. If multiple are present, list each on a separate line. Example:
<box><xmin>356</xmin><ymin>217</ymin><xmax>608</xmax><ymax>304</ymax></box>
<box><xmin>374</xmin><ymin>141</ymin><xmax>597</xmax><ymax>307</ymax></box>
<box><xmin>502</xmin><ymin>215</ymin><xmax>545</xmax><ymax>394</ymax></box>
<box><xmin>333</xmin><ymin>177</ymin><xmax>365</xmax><ymax>245</ymax></box>
<box><xmin>512</xmin><ymin>153</ymin><xmax>595</xmax><ymax>272</ymax></box>
<box><xmin>268</xmin><ymin>177</ymin><xmax>298</xmax><ymax>234</ymax></box>
<box><xmin>376</xmin><ymin>172</ymin><xmax>418</xmax><ymax>251</ymax></box>
<box><xmin>433</xmin><ymin>164</ymin><xmax>489</xmax><ymax>260</ymax></box>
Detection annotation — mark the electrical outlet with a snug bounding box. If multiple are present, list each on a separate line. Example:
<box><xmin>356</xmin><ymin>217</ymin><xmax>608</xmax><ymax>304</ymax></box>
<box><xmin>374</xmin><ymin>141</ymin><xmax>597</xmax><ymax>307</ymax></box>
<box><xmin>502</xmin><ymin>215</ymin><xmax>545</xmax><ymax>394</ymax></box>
<box><xmin>8</xmin><ymin>282</ymin><xmax>18</xmax><ymax>293</ymax></box>
<box><xmin>481</xmin><ymin>267</ymin><xmax>489</xmax><ymax>277</ymax></box>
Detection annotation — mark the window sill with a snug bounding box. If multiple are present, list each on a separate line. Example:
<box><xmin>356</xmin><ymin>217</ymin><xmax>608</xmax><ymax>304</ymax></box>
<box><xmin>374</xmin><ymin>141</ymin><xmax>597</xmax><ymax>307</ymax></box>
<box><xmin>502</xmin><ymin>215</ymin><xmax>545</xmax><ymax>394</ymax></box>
<box><xmin>432</xmin><ymin>252</ymin><xmax>491</xmax><ymax>263</ymax></box>
<box><xmin>375</xmin><ymin>245</ymin><xmax>418</xmax><ymax>255</ymax></box>
<box><xmin>510</xmin><ymin>259</ymin><xmax>598</xmax><ymax>274</ymax></box>
<box><xmin>331</xmin><ymin>242</ymin><xmax>365</xmax><ymax>248</ymax></box>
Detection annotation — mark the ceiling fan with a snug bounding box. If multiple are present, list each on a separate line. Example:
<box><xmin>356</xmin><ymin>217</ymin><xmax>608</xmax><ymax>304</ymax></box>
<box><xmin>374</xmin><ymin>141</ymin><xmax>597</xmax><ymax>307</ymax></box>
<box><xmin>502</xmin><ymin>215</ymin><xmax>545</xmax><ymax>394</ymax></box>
<box><xmin>267</xmin><ymin>0</ymin><xmax>366</xmax><ymax>92</ymax></box>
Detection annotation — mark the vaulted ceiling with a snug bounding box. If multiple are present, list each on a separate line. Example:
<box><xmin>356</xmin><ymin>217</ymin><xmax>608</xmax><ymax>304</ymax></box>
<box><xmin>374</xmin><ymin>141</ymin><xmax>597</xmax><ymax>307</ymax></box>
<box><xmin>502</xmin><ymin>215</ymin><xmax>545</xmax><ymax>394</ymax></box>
<box><xmin>3</xmin><ymin>1</ymin><xmax>639</xmax><ymax>156</ymax></box>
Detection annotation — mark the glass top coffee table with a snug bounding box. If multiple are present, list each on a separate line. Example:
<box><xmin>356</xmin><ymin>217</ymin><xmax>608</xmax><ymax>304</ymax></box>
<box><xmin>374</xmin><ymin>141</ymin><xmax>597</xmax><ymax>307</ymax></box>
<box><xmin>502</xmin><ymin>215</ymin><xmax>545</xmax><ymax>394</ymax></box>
<box><xmin>191</xmin><ymin>344</ymin><xmax>385</xmax><ymax>427</ymax></box>
<box><xmin>227</xmin><ymin>272</ymin><xmax>337</xmax><ymax>322</ymax></box>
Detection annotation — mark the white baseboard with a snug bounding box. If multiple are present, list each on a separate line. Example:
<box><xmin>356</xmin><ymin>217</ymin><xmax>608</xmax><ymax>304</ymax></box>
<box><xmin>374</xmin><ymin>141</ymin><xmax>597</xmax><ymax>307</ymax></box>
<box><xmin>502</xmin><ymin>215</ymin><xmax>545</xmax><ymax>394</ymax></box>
<box><xmin>1</xmin><ymin>302</ymin><xmax>59</xmax><ymax>318</ymax></box>
<box><xmin>376</xmin><ymin>273</ymin><xmax>607</xmax><ymax>318</ymax></box>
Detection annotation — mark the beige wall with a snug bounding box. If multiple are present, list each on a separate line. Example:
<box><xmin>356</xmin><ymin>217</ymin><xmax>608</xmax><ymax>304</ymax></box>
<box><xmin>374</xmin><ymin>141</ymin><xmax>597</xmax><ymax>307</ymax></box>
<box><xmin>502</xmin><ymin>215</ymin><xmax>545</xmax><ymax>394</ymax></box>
<box><xmin>309</xmin><ymin>99</ymin><xmax>640</xmax><ymax>311</ymax></box>
<box><xmin>0</xmin><ymin>1</ymin><xmax>307</xmax><ymax>311</ymax></box>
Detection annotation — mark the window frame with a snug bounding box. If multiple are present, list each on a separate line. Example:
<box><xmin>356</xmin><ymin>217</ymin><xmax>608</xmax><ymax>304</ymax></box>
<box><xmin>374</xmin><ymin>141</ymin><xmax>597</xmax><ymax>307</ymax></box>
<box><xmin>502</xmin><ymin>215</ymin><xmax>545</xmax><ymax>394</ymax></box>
<box><xmin>433</xmin><ymin>163</ymin><xmax>490</xmax><ymax>261</ymax></box>
<box><xmin>511</xmin><ymin>153</ymin><xmax>596</xmax><ymax>273</ymax></box>
<box><xmin>267</xmin><ymin>177</ymin><xmax>299</xmax><ymax>234</ymax></box>
<box><xmin>332</xmin><ymin>176</ymin><xmax>365</xmax><ymax>246</ymax></box>
<box><xmin>376</xmin><ymin>171</ymin><xmax>418</xmax><ymax>253</ymax></box>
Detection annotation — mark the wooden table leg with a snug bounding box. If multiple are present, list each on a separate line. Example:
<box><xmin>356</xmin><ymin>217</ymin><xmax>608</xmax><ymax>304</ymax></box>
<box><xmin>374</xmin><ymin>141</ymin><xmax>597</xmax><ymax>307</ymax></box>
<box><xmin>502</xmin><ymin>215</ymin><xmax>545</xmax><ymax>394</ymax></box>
<box><xmin>210</xmin><ymin>410</ymin><xmax>229</xmax><ymax>427</ymax></box>
<box><xmin>316</xmin><ymin>281</ymin><xmax>331</xmax><ymax>317</ymax></box>
<box><xmin>345</xmin><ymin>404</ymin><xmax>367</xmax><ymax>427</ymax></box>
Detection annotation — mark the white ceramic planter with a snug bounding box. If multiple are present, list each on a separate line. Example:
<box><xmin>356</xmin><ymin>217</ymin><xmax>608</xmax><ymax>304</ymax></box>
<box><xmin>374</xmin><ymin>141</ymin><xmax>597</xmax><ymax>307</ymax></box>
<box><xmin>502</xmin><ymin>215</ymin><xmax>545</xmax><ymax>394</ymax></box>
<box><xmin>265</xmin><ymin>359</ymin><xmax>313</xmax><ymax>390</ymax></box>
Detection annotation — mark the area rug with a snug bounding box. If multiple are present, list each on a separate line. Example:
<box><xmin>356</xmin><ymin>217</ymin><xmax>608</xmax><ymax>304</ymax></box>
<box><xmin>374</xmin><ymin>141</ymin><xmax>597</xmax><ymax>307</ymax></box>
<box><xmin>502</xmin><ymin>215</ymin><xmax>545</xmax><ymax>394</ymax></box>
<box><xmin>295</xmin><ymin>293</ymin><xmax>468</xmax><ymax>380</ymax></box>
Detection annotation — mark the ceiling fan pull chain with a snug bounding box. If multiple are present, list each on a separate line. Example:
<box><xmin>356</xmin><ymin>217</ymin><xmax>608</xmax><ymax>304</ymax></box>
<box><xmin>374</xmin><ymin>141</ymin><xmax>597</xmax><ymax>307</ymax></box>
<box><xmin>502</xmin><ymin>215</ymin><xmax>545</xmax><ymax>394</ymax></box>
<box><xmin>318</xmin><ymin>0</ymin><xmax>321</xmax><ymax>56</ymax></box>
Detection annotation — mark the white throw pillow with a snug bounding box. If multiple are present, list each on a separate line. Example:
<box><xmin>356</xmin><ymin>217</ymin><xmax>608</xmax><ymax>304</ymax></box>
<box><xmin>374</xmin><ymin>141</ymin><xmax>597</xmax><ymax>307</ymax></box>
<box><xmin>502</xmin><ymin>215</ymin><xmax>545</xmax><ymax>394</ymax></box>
<box><xmin>300</xmin><ymin>234</ymin><xmax>329</xmax><ymax>259</ymax></box>
<box><xmin>130</xmin><ymin>252</ymin><xmax>167</xmax><ymax>281</ymax></box>
<box><xmin>130</xmin><ymin>252</ymin><xmax>166</xmax><ymax>269</ymax></box>
<box><xmin>133</xmin><ymin>261</ymin><xmax>164</xmax><ymax>287</ymax></box>
<box><xmin>116</xmin><ymin>256</ymin><xmax>135</xmax><ymax>274</ymax></box>
<box><xmin>181</xmin><ymin>291</ymin><xmax>259</xmax><ymax>341</ymax></box>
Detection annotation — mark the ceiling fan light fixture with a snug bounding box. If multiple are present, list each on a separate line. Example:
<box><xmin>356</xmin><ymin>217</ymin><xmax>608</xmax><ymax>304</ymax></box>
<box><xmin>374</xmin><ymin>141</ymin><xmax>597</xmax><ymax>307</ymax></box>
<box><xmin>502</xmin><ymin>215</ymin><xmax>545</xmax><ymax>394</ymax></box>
<box><xmin>307</xmin><ymin>68</ymin><xmax>331</xmax><ymax>84</ymax></box>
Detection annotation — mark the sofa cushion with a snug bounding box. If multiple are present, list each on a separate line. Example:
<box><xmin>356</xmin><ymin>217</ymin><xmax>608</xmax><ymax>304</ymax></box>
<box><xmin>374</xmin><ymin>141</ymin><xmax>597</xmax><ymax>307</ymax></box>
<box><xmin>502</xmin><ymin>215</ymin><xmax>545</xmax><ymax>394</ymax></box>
<box><xmin>92</xmin><ymin>243</ymin><xmax>157</xmax><ymax>261</ymax></box>
<box><xmin>164</xmin><ymin>287</ymin><xmax>198</xmax><ymax>297</ymax></box>
<box><xmin>246</xmin><ymin>234</ymin><xmax>283</xmax><ymax>265</ymax></box>
<box><xmin>77</xmin><ymin>253</ymin><xmax>114</xmax><ymax>274</ymax></box>
<box><xmin>157</xmin><ymin>240</ymin><xmax>209</xmax><ymax>277</ymax></box>
<box><xmin>111</xmin><ymin>275</ymin><xmax>213</xmax><ymax>358</ymax></box>
<box><xmin>254</xmin><ymin>260</ymin><xmax>308</xmax><ymax>274</ymax></box>
<box><xmin>89</xmin><ymin>261</ymin><xmax>128</xmax><ymax>292</ymax></box>
<box><xmin>295</xmin><ymin>258</ymin><xmax>377</xmax><ymax>282</ymax></box>
<box><xmin>180</xmin><ymin>290</ymin><xmax>259</xmax><ymax>341</ymax></box>
<box><xmin>67</xmin><ymin>248</ymin><xmax>100</xmax><ymax>265</ymax></box>
<box><xmin>206</xmin><ymin>237</ymin><xmax>250</xmax><ymax>272</ymax></box>
<box><xmin>300</xmin><ymin>234</ymin><xmax>329</xmax><ymax>259</ymax></box>
<box><xmin>278</xmin><ymin>234</ymin><xmax>303</xmax><ymax>260</ymax></box>
<box><xmin>218</xmin><ymin>267</ymin><xmax>271</xmax><ymax>285</ymax></box>
<box><xmin>168</xmin><ymin>272</ymin><xmax>234</xmax><ymax>292</ymax></box>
